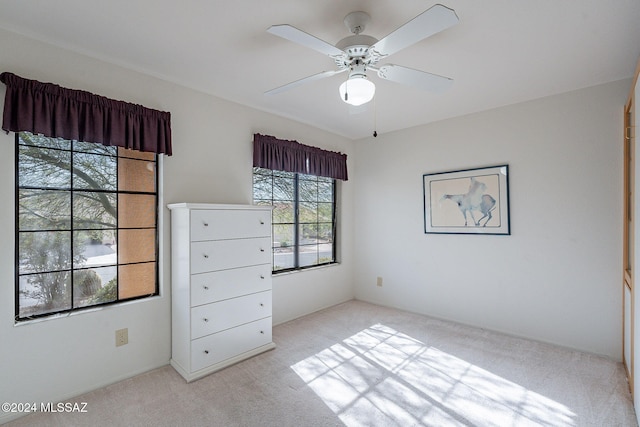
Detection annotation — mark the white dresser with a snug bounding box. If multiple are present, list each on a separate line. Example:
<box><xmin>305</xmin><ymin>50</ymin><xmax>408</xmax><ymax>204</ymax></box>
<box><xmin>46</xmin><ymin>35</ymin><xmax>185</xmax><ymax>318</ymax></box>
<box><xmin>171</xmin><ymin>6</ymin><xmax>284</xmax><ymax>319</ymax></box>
<box><xmin>167</xmin><ymin>203</ymin><xmax>275</xmax><ymax>382</ymax></box>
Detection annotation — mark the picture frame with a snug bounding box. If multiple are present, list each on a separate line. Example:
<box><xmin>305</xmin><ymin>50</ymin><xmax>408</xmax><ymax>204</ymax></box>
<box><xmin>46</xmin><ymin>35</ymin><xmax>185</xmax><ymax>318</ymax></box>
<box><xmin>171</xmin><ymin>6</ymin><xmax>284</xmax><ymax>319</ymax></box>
<box><xmin>423</xmin><ymin>165</ymin><xmax>510</xmax><ymax>235</ymax></box>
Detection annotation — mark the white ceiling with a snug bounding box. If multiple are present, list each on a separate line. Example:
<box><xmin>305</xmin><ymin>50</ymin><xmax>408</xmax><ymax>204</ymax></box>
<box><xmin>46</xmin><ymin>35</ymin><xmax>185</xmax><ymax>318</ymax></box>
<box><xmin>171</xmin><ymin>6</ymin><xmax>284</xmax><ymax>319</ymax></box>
<box><xmin>0</xmin><ymin>0</ymin><xmax>639</xmax><ymax>140</ymax></box>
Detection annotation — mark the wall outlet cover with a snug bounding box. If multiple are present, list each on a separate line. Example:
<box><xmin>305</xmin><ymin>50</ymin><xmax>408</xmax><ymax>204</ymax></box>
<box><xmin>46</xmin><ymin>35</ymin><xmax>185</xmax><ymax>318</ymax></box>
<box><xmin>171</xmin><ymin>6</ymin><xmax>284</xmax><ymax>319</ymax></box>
<box><xmin>115</xmin><ymin>328</ymin><xmax>128</xmax><ymax>347</ymax></box>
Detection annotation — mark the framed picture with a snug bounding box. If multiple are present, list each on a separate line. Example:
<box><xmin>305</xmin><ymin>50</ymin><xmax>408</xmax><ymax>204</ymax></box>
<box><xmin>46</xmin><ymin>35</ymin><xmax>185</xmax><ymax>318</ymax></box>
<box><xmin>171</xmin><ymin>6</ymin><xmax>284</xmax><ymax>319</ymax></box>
<box><xmin>423</xmin><ymin>165</ymin><xmax>510</xmax><ymax>235</ymax></box>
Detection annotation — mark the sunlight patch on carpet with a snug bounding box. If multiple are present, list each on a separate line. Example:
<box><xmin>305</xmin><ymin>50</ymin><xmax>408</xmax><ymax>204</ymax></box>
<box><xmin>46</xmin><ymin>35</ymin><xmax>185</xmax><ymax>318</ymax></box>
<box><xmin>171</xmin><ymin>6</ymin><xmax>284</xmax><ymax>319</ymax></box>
<box><xmin>290</xmin><ymin>324</ymin><xmax>576</xmax><ymax>426</ymax></box>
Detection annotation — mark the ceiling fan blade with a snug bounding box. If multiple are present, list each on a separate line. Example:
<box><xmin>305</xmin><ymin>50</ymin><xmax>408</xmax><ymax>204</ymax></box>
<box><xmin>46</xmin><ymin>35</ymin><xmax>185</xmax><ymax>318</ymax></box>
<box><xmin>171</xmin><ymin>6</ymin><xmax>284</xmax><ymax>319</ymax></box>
<box><xmin>376</xmin><ymin>64</ymin><xmax>453</xmax><ymax>93</ymax></box>
<box><xmin>370</xmin><ymin>4</ymin><xmax>458</xmax><ymax>58</ymax></box>
<box><xmin>265</xmin><ymin>69</ymin><xmax>346</xmax><ymax>95</ymax></box>
<box><xmin>267</xmin><ymin>24</ymin><xmax>345</xmax><ymax>58</ymax></box>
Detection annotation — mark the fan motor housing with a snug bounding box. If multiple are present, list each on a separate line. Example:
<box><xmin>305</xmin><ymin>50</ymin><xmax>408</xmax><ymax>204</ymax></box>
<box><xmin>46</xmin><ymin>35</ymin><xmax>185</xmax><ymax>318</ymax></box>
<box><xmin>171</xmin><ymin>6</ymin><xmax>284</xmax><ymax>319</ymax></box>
<box><xmin>335</xmin><ymin>34</ymin><xmax>379</xmax><ymax>69</ymax></box>
<box><xmin>335</xmin><ymin>34</ymin><xmax>378</xmax><ymax>53</ymax></box>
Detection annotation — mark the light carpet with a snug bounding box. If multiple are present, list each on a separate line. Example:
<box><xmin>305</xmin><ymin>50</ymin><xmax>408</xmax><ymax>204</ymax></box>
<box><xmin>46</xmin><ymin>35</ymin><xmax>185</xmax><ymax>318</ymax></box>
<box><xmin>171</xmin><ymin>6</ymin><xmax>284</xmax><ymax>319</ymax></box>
<box><xmin>5</xmin><ymin>300</ymin><xmax>637</xmax><ymax>426</ymax></box>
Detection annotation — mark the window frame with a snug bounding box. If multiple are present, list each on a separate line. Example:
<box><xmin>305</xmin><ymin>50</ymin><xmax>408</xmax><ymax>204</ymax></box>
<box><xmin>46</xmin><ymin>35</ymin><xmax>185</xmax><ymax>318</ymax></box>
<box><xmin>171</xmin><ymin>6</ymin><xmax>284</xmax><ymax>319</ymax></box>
<box><xmin>253</xmin><ymin>167</ymin><xmax>337</xmax><ymax>273</ymax></box>
<box><xmin>14</xmin><ymin>132</ymin><xmax>160</xmax><ymax>322</ymax></box>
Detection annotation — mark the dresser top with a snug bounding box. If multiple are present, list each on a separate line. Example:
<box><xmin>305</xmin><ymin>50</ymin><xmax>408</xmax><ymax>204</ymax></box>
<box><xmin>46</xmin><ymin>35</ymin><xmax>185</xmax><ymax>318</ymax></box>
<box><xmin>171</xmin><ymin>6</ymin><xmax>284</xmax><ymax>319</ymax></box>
<box><xmin>167</xmin><ymin>203</ymin><xmax>272</xmax><ymax>211</ymax></box>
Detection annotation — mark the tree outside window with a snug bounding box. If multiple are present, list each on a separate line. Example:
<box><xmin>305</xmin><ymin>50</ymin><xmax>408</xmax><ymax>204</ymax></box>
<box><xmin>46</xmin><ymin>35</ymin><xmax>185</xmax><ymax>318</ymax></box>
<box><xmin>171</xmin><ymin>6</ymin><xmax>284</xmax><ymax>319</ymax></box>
<box><xmin>16</xmin><ymin>132</ymin><xmax>158</xmax><ymax>321</ymax></box>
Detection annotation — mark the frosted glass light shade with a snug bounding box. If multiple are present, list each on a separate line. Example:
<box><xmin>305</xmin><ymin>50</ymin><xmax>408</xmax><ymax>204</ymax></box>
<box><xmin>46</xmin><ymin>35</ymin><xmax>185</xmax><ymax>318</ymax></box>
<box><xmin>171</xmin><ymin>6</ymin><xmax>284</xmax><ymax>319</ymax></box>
<box><xmin>339</xmin><ymin>77</ymin><xmax>375</xmax><ymax>106</ymax></box>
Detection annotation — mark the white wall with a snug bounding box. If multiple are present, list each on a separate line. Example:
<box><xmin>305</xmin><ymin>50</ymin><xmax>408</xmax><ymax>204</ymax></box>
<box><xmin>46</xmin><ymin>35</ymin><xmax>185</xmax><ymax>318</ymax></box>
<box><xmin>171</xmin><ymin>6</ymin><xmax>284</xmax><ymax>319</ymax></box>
<box><xmin>0</xmin><ymin>29</ymin><xmax>354</xmax><ymax>423</ymax></box>
<box><xmin>353</xmin><ymin>79</ymin><xmax>628</xmax><ymax>359</ymax></box>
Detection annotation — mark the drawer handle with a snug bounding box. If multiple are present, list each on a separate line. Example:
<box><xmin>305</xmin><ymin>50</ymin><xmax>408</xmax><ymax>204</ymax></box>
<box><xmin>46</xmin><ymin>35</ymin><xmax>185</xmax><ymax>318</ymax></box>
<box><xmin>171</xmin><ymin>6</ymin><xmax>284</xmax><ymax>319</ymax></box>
<box><xmin>260</xmin><ymin>248</ymin><xmax>265</xmax><ymax>252</ymax></box>
<box><xmin>260</xmin><ymin>275</ymin><xmax>265</xmax><ymax>279</ymax></box>
<box><xmin>260</xmin><ymin>303</ymin><xmax>264</xmax><ymax>307</ymax></box>
<box><xmin>260</xmin><ymin>331</ymin><xmax>264</xmax><ymax>334</ymax></box>
<box><xmin>260</xmin><ymin>220</ymin><xmax>265</xmax><ymax>225</ymax></box>
<box><xmin>203</xmin><ymin>318</ymin><xmax>209</xmax><ymax>322</ymax></box>
<box><xmin>203</xmin><ymin>285</ymin><xmax>209</xmax><ymax>290</ymax></box>
<box><xmin>203</xmin><ymin>254</ymin><xmax>209</xmax><ymax>259</ymax></box>
<box><xmin>204</xmin><ymin>350</ymin><xmax>209</xmax><ymax>354</ymax></box>
<box><xmin>203</xmin><ymin>222</ymin><xmax>209</xmax><ymax>227</ymax></box>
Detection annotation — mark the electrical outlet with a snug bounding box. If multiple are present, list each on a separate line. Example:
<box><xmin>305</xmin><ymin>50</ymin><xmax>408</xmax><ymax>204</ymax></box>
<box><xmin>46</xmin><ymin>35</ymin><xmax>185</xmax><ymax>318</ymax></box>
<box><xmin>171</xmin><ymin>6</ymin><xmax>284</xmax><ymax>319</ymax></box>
<box><xmin>376</xmin><ymin>276</ymin><xmax>383</xmax><ymax>287</ymax></box>
<box><xmin>115</xmin><ymin>328</ymin><xmax>128</xmax><ymax>347</ymax></box>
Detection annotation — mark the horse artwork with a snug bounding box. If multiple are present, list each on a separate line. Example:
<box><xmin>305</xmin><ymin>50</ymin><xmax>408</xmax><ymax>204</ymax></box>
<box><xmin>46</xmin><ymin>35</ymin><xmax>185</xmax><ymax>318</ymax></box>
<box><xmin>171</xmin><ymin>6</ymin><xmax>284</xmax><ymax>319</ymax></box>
<box><xmin>440</xmin><ymin>177</ymin><xmax>496</xmax><ymax>227</ymax></box>
<box><xmin>423</xmin><ymin>165</ymin><xmax>510</xmax><ymax>235</ymax></box>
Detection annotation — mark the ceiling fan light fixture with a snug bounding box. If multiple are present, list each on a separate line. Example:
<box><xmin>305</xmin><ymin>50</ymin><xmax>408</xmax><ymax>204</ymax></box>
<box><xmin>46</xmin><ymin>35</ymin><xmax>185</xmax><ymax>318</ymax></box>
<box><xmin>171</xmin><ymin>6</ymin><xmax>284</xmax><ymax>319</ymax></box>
<box><xmin>339</xmin><ymin>76</ymin><xmax>375</xmax><ymax>106</ymax></box>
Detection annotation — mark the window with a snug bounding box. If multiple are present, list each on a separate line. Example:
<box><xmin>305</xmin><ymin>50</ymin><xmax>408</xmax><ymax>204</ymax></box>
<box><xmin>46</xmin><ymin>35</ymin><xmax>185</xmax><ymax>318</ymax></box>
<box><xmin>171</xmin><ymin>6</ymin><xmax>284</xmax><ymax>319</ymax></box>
<box><xmin>16</xmin><ymin>132</ymin><xmax>158</xmax><ymax>321</ymax></box>
<box><xmin>253</xmin><ymin>167</ymin><xmax>336</xmax><ymax>272</ymax></box>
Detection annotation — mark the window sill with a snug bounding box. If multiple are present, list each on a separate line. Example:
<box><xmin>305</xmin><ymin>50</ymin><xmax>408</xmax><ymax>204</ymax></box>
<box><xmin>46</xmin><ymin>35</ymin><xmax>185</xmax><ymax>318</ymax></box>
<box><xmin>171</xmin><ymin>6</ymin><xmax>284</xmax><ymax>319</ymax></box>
<box><xmin>14</xmin><ymin>294</ymin><xmax>163</xmax><ymax>326</ymax></box>
<box><xmin>273</xmin><ymin>262</ymin><xmax>340</xmax><ymax>276</ymax></box>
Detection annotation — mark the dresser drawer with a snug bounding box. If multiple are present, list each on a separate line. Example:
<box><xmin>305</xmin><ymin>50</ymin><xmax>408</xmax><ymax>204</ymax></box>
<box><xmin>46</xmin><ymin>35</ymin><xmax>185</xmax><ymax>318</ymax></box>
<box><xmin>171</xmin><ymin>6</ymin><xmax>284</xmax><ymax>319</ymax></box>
<box><xmin>191</xmin><ymin>209</ymin><xmax>271</xmax><ymax>242</ymax></box>
<box><xmin>191</xmin><ymin>264</ymin><xmax>271</xmax><ymax>307</ymax></box>
<box><xmin>191</xmin><ymin>290</ymin><xmax>272</xmax><ymax>339</ymax></box>
<box><xmin>191</xmin><ymin>317</ymin><xmax>273</xmax><ymax>371</ymax></box>
<box><xmin>191</xmin><ymin>237</ymin><xmax>271</xmax><ymax>274</ymax></box>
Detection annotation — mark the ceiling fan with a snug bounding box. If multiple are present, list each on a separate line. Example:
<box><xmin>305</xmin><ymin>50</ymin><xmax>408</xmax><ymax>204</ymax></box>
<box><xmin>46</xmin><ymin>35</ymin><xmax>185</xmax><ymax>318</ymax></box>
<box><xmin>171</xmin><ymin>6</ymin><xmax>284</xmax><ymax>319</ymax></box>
<box><xmin>265</xmin><ymin>4</ymin><xmax>459</xmax><ymax>107</ymax></box>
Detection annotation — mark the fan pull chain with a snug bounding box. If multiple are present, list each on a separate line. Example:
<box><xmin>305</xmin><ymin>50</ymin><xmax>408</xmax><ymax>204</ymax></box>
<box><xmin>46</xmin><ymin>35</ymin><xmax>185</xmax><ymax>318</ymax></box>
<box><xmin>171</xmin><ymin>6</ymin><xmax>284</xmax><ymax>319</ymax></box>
<box><xmin>373</xmin><ymin>95</ymin><xmax>378</xmax><ymax>137</ymax></box>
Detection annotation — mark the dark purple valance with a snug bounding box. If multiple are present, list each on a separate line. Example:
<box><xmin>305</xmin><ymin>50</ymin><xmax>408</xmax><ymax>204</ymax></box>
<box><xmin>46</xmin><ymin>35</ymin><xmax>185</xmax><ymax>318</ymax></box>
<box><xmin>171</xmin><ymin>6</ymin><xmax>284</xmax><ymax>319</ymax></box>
<box><xmin>1</xmin><ymin>72</ymin><xmax>172</xmax><ymax>155</ymax></box>
<box><xmin>253</xmin><ymin>133</ymin><xmax>348</xmax><ymax>181</ymax></box>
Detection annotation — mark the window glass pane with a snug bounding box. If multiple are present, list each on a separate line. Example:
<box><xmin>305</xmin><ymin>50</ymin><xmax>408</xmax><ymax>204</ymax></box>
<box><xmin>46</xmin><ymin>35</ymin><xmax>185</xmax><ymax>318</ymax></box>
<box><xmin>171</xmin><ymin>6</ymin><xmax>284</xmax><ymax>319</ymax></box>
<box><xmin>19</xmin><ymin>189</ymin><xmax>71</xmax><ymax>230</ymax></box>
<box><xmin>298</xmin><ymin>179</ymin><xmax>318</xmax><ymax>202</ymax></box>
<box><xmin>119</xmin><ymin>262</ymin><xmax>156</xmax><ymax>299</ymax></box>
<box><xmin>273</xmin><ymin>247</ymin><xmax>294</xmax><ymax>271</ymax></box>
<box><xmin>73</xmin><ymin>266</ymin><xmax>117</xmax><ymax>307</ymax></box>
<box><xmin>73</xmin><ymin>192</ymin><xmax>117</xmax><ymax>229</ymax></box>
<box><xmin>273</xmin><ymin>177</ymin><xmax>294</xmax><ymax>200</ymax></box>
<box><xmin>118</xmin><ymin>147</ymin><xmax>156</xmax><ymax>161</ymax></box>
<box><xmin>19</xmin><ymin>272</ymin><xmax>71</xmax><ymax>317</ymax></box>
<box><xmin>119</xmin><ymin>193</ymin><xmax>156</xmax><ymax>228</ymax></box>
<box><xmin>318</xmin><ymin>243</ymin><xmax>334</xmax><ymax>264</ymax></box>
<box><xmin>119</xmin><ymin>157</ymin><xmax>156</xmax><ymax>193</ymax></box>
<box><xmin>299</xmin><ymin>245</ymin><xmax>319</xmax><ymax>268</ymax></box>
<box><xmin>273</xmin><ymin>170</ymin><xmax>295</xmax><ymax>179</ymax></box>
<box><xmin>318</xmin><ymin>223</ymin><xmax>334</xmax><ymax>243</ymax></box>
<box><xmin>119</xmin><ymin>229</ymin><xmax>156</xmax><ymax>264</ymax></box>
<box><xmin>19</xmin><ymin>145</ymin><xmax>71</xmax><ymax>189</ymax></box>
<box><xmin>318</xmin><ymin>202</ymin><xmax>333</xmax><ymax>222</ymax></box>
<box><xmin>273</xmin><ymin>202</ymin><xmax>294</xmax><ymax>223</ymax></box>
<box><xmin>300</xmin><ymin>223</ymin><xmax>318</xmax><ymax>242</ymax></box>
<box><xmin>19</xmin><ymin>132</ymin><xmax>71</xmax><ymax>150</ymax></box>
<box><xmin>254</xmin><ymin>200</ymin><xmax>273</xmax><ymax>208</ymax></box>
<box><xmin>73</xmin><ymin>230</ymin><xmax>117</xmax><ymax>268</ymax></box>
<box><xmin>253</xmin><ymin>173</ymin><xmax>273</xmax><ymax>201</ymax></box>
<box><xmin>73</xmin><ymin>141</ymin><xmax>117</xmax><ymax>156</ymax></box>
<box><xmin>299</xmin><ymin>201</ymin><xmax>318</xmax><ymax>223</ymax></box>
<box><xmin>73</xmin><ymin>152</ymin><xmax>117</xmax><ymax>191</ymax></box>
<box><xmin>92</xmin><ymin>276</ymin><xmax>117</xmax><ymax>305</ymax></box>
<box><xmin>318</xmin><ymin>181</ymin><xmax>333</xmax><ymax>202</ymax></box>
<box><xmin>253</xmin><ymin>167</ymin><xmax>271</xmax><ymax>175</ymax></box>
<box><xmin>273</xmin><ymin>224</ymin><xmax>294</xmax><ymax>249</ymax></box>
<box><xmin>18</xmin><ymin>231</ymin><xmax>72</xmax><ymax>274</ymax></box>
